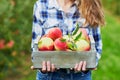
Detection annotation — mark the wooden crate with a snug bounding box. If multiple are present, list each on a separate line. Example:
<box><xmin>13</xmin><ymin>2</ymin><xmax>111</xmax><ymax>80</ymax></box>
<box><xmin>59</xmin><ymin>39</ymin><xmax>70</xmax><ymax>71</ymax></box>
<box><xmin>31</xmin><ymin>35</ymin><xmax>97</xmax><ymax>69</ymax></box>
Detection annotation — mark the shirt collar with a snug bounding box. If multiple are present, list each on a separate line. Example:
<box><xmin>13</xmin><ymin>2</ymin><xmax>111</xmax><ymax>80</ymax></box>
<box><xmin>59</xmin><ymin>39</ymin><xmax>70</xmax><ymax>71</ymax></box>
<box><xmin>48</xmin><ymin>0</ymin><xmax>60</xmax><ymax>10</ymax></box>
<box><xmin>48</xmin><ymin>0</ymin><xmax>79</xmax><ymax>10</ymax></box>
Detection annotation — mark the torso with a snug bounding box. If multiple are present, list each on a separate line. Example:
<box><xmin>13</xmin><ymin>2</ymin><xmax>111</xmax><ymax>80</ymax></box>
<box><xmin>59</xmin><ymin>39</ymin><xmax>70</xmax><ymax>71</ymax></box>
<box><xmin>38</xmin><ymin>0</ymin><xmax>89</xmax><ymax>35</ymax></box>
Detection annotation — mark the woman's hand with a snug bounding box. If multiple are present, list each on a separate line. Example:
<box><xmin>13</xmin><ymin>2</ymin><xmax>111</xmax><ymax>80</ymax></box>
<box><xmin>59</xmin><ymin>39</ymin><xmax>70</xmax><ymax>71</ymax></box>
<box><xmin>31</xmin><ymin>61</ymin><xmax>97</xmax><ymax>73</ymax></box>
<box><xmin>31</xmin><ymin>61</ymin><xmax>56</xmax><ymax>73</ymax></box>
<box><xmin>41</xmin><ymin>61</ymin><xmax>55</xmax><ymax>72</ymax></box>
<box><xmin>74</xmin><ymin>61</ymin><xmax>87</xmax><ymax>72</ymax></box>
<box><xmin>73</xmin><ymin>61</ymin><xmax>97</xmax><ymax>72</ymax></box>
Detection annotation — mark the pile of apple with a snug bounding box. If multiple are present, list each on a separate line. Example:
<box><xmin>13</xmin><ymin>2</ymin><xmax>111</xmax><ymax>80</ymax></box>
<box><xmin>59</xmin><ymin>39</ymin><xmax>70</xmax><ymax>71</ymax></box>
<box><xmin>38</xmin><ymin>24</ymin><xmax>91</xmax><ymax>51</ymax></box>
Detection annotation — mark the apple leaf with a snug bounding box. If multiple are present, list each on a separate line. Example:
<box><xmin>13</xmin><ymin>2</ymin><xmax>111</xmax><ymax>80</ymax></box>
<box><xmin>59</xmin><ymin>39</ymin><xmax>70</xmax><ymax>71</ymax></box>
<box><xmin>68</xmin><ymin>42</ymin><xmax>77</xmax><ymax>50</ymax></box>
<box><xmin>68</xmin><ymin>33</ymin><xmax>73</xmax><ymax>41</ymax></box>
<box><xmin>72</xmin><ymin>23</ymin><xmax>79</xmax><ymax>35</ymax></box>
<box><xmin>72</xmin><ymin>43</ymin><xmax>77</xmax><ymax>50</ymax></box>
<box><xmin>68</xmin><ymin>43</ymin><xmax>73</xmax><ymax>50</ymax></box>
<box><xmin>60</xmin><ymin>38</ymin><xmax>66</xmax><ymax>42</ymax></box>
<box><xmin>74</xmin><ymin>32</ymin><xmax>82</xmax><ymax>41</ymax></box>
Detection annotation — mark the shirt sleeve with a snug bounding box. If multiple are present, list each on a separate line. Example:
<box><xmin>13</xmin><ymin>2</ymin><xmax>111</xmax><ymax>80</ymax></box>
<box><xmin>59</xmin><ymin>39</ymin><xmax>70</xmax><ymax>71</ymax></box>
<box><xmin>31</xmin><ymin>1</ymin><xmax>44</xmax><ymax>51</ymax></box>
<box><xmin>92</xmin><ymin>27</ymin><xmax>103</xmax><ymax>66</ymax></box>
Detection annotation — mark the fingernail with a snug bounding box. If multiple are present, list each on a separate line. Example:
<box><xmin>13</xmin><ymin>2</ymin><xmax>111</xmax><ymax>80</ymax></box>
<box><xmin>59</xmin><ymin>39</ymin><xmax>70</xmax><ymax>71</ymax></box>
<box><xmin>31</xmin><ymin>66</ymin><xmax>34</xmax><ymax>70</ymax></box>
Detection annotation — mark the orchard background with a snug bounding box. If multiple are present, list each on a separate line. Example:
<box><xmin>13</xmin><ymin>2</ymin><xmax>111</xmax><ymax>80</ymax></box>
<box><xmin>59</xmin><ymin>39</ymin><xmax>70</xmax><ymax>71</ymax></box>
<box><xmin>0</xmin><ymin>0</ymin><xmax>120</xmax><ymax>80</ymax></box>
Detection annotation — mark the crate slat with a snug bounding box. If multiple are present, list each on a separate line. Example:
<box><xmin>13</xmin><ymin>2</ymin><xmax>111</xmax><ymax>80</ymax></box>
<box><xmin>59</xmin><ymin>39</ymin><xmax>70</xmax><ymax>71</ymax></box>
<box><xmin>32</xmin><ymin>51</ymin><xmax>96</xmax><ymax>68</ymax></box>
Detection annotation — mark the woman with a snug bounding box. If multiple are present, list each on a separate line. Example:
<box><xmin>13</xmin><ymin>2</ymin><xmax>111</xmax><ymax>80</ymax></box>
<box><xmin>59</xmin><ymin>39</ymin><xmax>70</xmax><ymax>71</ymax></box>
<box><xmin>31</xmin><ymin>0</ymin><xmax>105</xmax><ymax>80</ymax></box>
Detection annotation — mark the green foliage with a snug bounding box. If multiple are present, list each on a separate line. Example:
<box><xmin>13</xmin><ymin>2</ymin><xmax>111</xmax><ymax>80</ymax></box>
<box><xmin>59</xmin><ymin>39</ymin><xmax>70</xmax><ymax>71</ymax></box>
<box><xmin>102</xmin><ymin>0</ymin><xmax>120</xmax><ymax>16</ymax></box>
<box><xmin>74</xmin><ymin>32</ymin><xmax>82</xmax><ymax>41</ymax></box>
<box><xmin>0</xmin><ymin>0</ymin><xmax>35</xmax><ymax>79</ymax></box>
<box><xmin>92</xmin><ymin>12</ymin><xmax>120</xmax><ymax>80</ymax></box>
<box><xmin>60</xmin><ymin>38</ymin><xmax>66</xmax><ymax>42</ymax></box>
<box><xmin>72</xmin><ymin>23</ymin><xmax>79</xmax><ymax>35</ymax></box>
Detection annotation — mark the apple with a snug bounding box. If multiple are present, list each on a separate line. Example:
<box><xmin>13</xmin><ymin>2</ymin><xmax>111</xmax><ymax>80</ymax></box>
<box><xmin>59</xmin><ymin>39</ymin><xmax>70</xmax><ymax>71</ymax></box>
<box><xmin>54</xmin><ymin>38</ymin><xmax>68</xmax><ymax>51</ymax></box>
<box><xmin>63</xmin><ymin>35</ymin><xmax>74</xmax><ymax>41</ymax></box>
<box><xmin>0</xmin><ymin>39</ymin><xmax>5</xmax><ymax>49</ymax></box>
<box><xmin>62</xmin><ymin>35</ymin><xmax>75</xmax><ymax>50</ymax></box>
<box><xmin>66</xmin><ymin>49</ymin><xmax>72</xmax><ymax>51</ymax></box>
<box><xmin>6</xmin><ymin>40</ymin><xmax>14</xmax><ymax>48</ymax></box>
<box><xmin>79</xmin><ymin>28</ymin><xmax>90</xmax><ymax>42</ymax></box>
<box><xmin>63</xmin><ymin>35</ymin><xmax>69</xmax><ymax>40</ymax></box>
<box><xmin>75</xmin><ymin>39</ymin><xmax>90</xmax><ymax>51</ymax></box>
<box><xmin>42</xmin><ymin>34</ymin><xmax>49</xmax><ymax>38</ymax></box>
<box><xmin>38</xmin><ymin>37</ymin><xmax>54</xmax><ymax>51</ymax></box>
<box><xmin>73</xmin><ymin>28</ymin><xmax>90</xmax><ymax>42</ymax></box>
<box><xmin>48</xmin><ymin>27</ymin><xmax>62</xmax><ymax>40</ymax></box>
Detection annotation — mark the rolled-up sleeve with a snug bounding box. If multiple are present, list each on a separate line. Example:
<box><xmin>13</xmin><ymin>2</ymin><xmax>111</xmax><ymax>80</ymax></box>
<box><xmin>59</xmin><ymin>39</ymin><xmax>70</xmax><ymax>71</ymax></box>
<box><xmin>31</xmin><ymin>1</ymin><xmax>44</xmax><ymax>51</ymax></box>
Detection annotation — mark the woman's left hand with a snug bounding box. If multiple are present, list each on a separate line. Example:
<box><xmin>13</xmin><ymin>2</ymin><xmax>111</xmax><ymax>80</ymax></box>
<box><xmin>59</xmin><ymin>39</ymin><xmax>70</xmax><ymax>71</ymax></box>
<box><xmin>74</xmin><ymin>61</ymin><xmax>87</xmax><ymax>72</ymax></box>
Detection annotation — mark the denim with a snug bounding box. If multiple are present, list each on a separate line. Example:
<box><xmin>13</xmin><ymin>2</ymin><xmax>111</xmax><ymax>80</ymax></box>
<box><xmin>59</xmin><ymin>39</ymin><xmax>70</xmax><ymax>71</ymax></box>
<box><xmin>36</xmin><ymin>69</ymin><xmax>92</xmax><ymax>80</ymax></box>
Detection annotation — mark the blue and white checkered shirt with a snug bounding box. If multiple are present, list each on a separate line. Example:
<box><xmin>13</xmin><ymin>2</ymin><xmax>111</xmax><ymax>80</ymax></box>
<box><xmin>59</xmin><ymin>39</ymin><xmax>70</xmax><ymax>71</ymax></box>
<box><xmin>31</xmin><ymin>0</ymin><xmax>102</xmax><ymax>65</ymax></box>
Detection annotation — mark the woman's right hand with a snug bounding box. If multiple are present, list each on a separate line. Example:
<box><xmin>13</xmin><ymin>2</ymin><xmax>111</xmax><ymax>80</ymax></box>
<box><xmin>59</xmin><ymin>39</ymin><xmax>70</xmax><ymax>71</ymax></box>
<box><xmin>31</xmin><ymin>61</ymin><xmax>56</xmax><ymax>73</ymax></box>
<box><xmin>41</xmin><ymin>61</ymin><xmax>55</xmax><ymax>73</ymax></box>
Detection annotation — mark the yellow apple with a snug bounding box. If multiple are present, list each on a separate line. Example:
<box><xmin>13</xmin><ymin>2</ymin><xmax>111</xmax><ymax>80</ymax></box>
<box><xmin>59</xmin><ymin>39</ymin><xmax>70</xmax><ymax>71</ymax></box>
<box><xmin>75</xmin><ymin>39</ymin><xmax>90</xmax><ymax>51</ymax></box>
<box><xmin>38</xmin><ymin>37</ymin><xmax>54</xmax><ymax>51</ymax></box>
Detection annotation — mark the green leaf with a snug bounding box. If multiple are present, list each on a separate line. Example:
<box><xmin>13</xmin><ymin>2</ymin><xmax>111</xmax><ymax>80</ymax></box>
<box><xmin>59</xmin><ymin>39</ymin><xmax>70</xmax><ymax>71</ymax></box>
<box><xmin>68</xmin><ymin>43</ymin><xmax>73</xmax><ymax>49</ymax></box>
<box><xmin>72</xmin><ymin>23</ymin><xmax>79</xmax><ymax>35</ymax></box>
<box><xmin>74</xmin><ymin>32</ymin><xmax>82</xmax><ymax>41</ymax></box>
<box><xmin>68</xmin><ymin>42</ymin><xmax>77</xmax><ymax>50</ymax></box>
<box><xmin>60</xmin><ymin>38</ymin><xmax>66</xmax><ymax>42</ymax></box>
<box><xmin>72</xmin><ymin>43</ymin><xmax>77</xmax><ymax>50</ymax></box>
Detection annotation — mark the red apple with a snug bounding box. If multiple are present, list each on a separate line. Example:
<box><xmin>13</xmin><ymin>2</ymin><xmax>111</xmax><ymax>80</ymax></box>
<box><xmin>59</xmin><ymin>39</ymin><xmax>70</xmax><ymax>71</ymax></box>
<box><xmin>54</xmin><ymin>38</ymin><xmax>68</xmax><ymax>51</ymax></box>
<box><xmin>38</xmin><ymin>37</ymin><xmax>54</xmax><ymax>51</ymax></box>
<box><xmin>48</xmin><ymin>27</ymin><xmax>62</xmax><ymax>40</ymax></box>
<box><xmin>75</xmin><ymin>39</ymin><xmax>90</xmax><ymax>51</ymax></box>
<box><xmin>6</xmin><ymin>40</ymin><xmax>14</xmax><ymax>48</ymax></box>
<box><xmin>0</xmin><ymin>39</ymin><xmax>5</xmax><ymax>49</ymax></box>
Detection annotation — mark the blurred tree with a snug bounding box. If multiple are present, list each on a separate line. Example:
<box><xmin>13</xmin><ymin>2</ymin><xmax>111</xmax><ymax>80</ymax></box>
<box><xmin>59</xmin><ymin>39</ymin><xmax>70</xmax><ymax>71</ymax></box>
<box><xmin>0</xmin><ymin>0</ymin><xmax>35</xmax><ymax>79</ymax></box>
<box><xmin>102</xmin><ymin>0</ymin><xmax>120</xmax><ymax>16</ymax></box>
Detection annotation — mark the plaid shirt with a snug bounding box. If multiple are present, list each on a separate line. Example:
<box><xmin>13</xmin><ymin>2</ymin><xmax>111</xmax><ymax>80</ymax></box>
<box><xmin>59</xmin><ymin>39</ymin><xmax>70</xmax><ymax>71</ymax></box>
<box><xmin>31</xmin><ymin>0</ymin><xmax>102</xmax><ymax>65</ymax></box>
